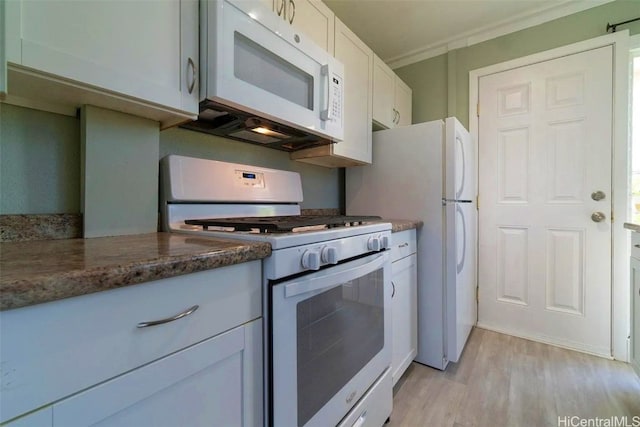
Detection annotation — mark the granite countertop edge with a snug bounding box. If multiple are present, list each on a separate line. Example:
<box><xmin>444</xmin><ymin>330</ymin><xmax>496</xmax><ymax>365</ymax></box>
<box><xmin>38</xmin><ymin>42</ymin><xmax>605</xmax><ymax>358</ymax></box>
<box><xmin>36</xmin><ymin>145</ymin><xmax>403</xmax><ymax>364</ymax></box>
<box><xmin>388</xmin><ymin>219</ymin><xmax>423</xmax><ymax>233</ymax></box>
<box><xmin>1</xmin><ymin>218</ymin><xmax>421</xmax><ymax>311</ymax></box>
<box><xmin>1</xmin><ymin>237</ymin><xmax>271</xmax><ymax>311</ymax></box>
<box><xmin>624</xmin><ymin>222</ymin><xmax>640</xmax><ymax>232</ymax></box>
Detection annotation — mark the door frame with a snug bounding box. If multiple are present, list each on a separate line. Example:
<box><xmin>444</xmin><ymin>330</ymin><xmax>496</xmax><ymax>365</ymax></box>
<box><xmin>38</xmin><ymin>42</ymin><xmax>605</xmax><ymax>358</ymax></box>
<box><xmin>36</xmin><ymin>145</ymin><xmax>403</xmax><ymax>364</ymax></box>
<box><xmin>469</xmin><ymin>31</ymin><xmax>630</xmax><ymax>361</ymax></box>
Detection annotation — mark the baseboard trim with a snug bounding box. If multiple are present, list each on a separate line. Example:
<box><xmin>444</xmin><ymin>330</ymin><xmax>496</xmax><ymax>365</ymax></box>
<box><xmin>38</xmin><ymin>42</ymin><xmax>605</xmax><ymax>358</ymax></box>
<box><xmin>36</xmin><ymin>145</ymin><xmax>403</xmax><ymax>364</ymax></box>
<box><xmin>476</xmin><ymin>323</ymin><xmax>613</xmax><ymax>360</ymax></box>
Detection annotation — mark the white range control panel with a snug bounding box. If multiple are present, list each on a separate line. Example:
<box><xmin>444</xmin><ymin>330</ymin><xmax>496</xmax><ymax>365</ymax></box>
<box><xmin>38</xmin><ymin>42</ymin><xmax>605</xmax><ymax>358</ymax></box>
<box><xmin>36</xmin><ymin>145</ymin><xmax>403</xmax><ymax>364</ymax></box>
<box><xmin>235</xmin><ymin>170</ymin><xmax>265</xmax><ymax>188</ymax></box>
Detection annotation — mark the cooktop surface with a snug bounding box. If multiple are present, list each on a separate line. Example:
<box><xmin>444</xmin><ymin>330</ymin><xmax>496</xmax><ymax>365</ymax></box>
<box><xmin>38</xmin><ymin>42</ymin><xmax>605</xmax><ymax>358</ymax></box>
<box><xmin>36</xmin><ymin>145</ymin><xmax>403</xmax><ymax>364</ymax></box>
<box><xmin>184</xmin><ymin>215</ymin><xmax>382</xmax><ymax>233</ymax></box>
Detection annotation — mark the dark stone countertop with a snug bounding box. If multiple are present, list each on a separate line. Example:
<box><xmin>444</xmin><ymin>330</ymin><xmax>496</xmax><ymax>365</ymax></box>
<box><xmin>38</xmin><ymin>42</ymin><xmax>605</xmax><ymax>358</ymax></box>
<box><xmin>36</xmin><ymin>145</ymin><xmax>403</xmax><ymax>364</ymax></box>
<box><xmin>387</xmin><ymin>219</ymin><xmax>423</xmax><ymax>233</ymax></box>
<box><xmin>624</xmin><ymin>223</ymin><xmax>640</xmax><ymax>233</ymax></box>
<box><xmin>0</xmin><ymin>232</ymin><xmax>271</xmax><ymax>311</ymax></box>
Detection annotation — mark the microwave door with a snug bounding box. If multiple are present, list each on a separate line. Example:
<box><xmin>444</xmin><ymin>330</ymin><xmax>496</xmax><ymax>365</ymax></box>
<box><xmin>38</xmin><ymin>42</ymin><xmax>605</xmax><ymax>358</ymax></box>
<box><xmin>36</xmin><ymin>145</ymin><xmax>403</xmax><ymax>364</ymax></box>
<box><xmin>209</xmin><ymin>1</ymin><xmax>338</xmax><ymax>139</ymax></box>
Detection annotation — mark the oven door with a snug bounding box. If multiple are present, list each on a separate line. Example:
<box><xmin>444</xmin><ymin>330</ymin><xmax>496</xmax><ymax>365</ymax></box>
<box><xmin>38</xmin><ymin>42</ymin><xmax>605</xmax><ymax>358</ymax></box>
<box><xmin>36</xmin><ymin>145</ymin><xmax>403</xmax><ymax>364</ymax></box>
<box><xmin>204</xmin><ymin>0</ymin><xmax>344</xmax><ymax>141</ymax></box>
<box><xmin>271</xmin><ymin>251</ymin><xmax>392</xmax><ymax>427</ymax></box>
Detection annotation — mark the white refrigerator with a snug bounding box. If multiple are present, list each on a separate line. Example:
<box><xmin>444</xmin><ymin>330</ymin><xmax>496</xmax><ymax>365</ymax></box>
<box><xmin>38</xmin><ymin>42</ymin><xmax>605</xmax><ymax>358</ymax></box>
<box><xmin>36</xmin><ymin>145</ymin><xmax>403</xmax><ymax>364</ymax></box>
<box><xmin>346</xmin><ymin>117</ymin><xmax>476</xmax><ymax>370</ymax></box>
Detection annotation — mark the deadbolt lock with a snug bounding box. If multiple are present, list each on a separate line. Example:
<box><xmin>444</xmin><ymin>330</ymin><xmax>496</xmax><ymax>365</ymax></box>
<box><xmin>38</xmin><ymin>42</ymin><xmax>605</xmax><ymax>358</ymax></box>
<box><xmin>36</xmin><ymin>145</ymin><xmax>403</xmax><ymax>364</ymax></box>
<box><xmin>591</xmin><ymin>191</ymin><xmax>606</xmax><ymax>201</ymax></box>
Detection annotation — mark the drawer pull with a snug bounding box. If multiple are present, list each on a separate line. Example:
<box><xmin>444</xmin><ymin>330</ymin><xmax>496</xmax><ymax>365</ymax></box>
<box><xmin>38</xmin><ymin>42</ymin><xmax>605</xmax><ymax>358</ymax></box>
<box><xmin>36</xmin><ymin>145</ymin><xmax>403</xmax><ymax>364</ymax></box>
<box><xmin>137</xmin><ymin>305</ymin><xmax>199</xmax><ymax>328</ymax></box>
<box><xmin>635</xmin><ymin>244</ymin><xmax>640</xmax><ymax>249</ymax></box>
<box><xmin>398</xmin><ymin>243</ymin><xmax>409</xmax><ymax>248</ymax></box>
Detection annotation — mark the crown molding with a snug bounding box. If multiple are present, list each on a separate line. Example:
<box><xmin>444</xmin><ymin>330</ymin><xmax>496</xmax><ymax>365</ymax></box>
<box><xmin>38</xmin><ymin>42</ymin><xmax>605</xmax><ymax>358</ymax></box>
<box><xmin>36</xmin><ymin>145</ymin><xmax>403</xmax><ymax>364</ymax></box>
<box><xmin>386</xmin><ymin>0</ymin><xmax>615</xmax><ymax>69</ymax></box>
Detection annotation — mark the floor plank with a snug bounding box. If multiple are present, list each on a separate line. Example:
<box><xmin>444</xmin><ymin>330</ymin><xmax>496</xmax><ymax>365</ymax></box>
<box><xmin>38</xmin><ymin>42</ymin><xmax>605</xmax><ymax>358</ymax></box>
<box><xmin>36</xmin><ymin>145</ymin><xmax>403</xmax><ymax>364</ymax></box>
<box><xmin>389</xmin><ymin>328</ymin><xmax>640</xmax><ymax>427</ymax></box>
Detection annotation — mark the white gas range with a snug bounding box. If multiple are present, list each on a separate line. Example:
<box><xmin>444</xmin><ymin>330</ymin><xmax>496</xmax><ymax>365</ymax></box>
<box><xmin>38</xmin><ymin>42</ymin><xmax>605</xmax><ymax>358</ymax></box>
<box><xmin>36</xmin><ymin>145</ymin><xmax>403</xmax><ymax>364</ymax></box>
<box><xmin>160</xmin><ymin>155</ymin><xmax>393</xmax><ymax>427</ymax></box>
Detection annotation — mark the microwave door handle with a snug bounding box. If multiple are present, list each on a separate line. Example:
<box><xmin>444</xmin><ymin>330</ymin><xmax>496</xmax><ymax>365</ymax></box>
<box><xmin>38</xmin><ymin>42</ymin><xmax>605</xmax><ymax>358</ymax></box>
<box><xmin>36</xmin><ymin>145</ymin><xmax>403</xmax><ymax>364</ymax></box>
<box><xmin>284</xmin><ymin>252</ymin><xmax>387</xmax><ymax>298</ymax></box>
<box><xmin>320</xmin><ymin>64</ymin><xmax>332</xmax><ymax>121</ymax></box>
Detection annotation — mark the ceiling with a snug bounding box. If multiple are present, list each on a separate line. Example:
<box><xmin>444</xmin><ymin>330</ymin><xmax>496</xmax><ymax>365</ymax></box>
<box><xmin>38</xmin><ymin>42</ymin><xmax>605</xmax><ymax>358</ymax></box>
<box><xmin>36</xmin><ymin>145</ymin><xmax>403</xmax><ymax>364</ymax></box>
<box><xmin>322</xmin><ymin>0</ymin><xmax>613</xmax><ymax>68</ymax></box>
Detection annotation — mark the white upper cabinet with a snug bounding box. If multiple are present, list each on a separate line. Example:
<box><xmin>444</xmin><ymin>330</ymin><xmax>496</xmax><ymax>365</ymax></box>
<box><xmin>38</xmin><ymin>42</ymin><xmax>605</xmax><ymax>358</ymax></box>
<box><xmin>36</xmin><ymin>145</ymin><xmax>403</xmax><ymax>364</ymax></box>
<box><xmin>373</xmin><ymin>54</ymin><xmax>412</xmax><ymax>129</ymax></box>
<box><xmin>288</xmin><ymin>0</ymin><xmax>335</xmax><ymax>53</ymax></box>
<box><xmin>2</xmin><ymin>0</ymin><xmax>199</xmax><ymax>128</ymax></box>
<box><xmin>373</xmin><ymin>55</ymin><xmax>395</xmax><ymax>129</ymax></box>
<box><xmin>291</xmin><ymin>17</ymin><xmax>373</xmax><ymax>167</ymax></box>
<box><xmin>262</xmin><ymin>0</ymin><xmax>335</xmax><ymax>54</ymax></box>
<box><xmin>394</xmin><ymin>76</ymin><xmax>412</xmax><ymax>126</ymax></box>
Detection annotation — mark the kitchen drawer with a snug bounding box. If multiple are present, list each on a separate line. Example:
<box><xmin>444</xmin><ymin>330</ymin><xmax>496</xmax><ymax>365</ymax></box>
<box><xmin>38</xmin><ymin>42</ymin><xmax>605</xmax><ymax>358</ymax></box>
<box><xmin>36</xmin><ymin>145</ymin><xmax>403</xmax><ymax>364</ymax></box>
<box><xmin>391</xmin><ymin>229</ymin><xmax>417</xmax><ymax>262</ymax></box>
<box><xmin>337</xmin><ymin>369</ymin><xmax>392</xmax><ymax>427</ymax></box>
<box><xmin>632</xmin><ymin>232</ymin><xmax>640</xmax><ymax>260</ymax></box>
<box><xmin>0</xmin><ymin>261</ymin><xmax>261</xmax><ymax>424</ymax></box>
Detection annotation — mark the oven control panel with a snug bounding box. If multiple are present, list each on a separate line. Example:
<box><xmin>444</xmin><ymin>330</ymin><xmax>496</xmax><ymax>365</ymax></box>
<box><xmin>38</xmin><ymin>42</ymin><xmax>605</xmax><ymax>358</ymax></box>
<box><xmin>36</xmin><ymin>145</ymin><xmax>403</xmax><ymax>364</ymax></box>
<box><xmin>234</xmin><ymin>170</ymin><xmax>265</xmax><ymax>188</ymax></box>
<box><xmin>263</xmin><ymin>227</ymin><xmax>393</xmax><ymax>279</ymax></box>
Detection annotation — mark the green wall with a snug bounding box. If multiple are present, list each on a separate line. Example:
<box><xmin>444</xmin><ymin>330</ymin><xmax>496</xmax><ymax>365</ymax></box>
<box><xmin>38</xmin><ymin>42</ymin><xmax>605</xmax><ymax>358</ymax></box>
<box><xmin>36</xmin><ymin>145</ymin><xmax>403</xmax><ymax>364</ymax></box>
<box><xmin>0</xmin><ymin>104</ymin><xmax>80</xmax><ymax>214</ymax></box>
<box><xmin>396</xmin><ymin>0</ymin><xmax>640</xmax><ymax>128</ymax></box>
<box><xmin>159</xmin><ymin>128</ymin><xmax>343</xmax><ymax>209</ymax></box>
<box><xmin>0</xmin><ymin>103</ymin><xmax>342</xmax><ymax>215</ymax></box>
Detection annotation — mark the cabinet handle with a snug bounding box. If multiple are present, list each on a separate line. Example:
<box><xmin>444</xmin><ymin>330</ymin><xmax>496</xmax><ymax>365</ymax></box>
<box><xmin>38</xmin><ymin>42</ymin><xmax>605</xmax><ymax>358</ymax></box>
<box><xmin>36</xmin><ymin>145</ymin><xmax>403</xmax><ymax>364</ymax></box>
<box><xmin>397</xmin><ymin>110</ymin><xmax>401</xmax><ymax>125</ymax></box>
<box><xmin>187</xmin><ymin>57</ymin><xmax>197</xmax><ymax>94</ymax></box>
<box><xmin>391</xmin><ymin>281</ymin><xmax>396</xmax><ymax>298</ymax></box>
<box><xmin>277</xmin><ymin>0</ymin><xmax>285</xmax><ymax>17</ymax></box>
<box><xmin>288</xmin><ymin>0</ymin><xmax>295</xmax><ymax>24</ymax></box>
<box><xmin>137</xmin><ymin>305</ymin><xmax>199</xmax><ymax>328</ymax></box>
<box><xmin>635</xmin><ymin>244</ymin><xmax>640</xmax><ymax>249</ymax></box>
<box><xmin>398</xmin><ymin>242</ymin><xmax>409</xmax><ymax>248</ymax></box>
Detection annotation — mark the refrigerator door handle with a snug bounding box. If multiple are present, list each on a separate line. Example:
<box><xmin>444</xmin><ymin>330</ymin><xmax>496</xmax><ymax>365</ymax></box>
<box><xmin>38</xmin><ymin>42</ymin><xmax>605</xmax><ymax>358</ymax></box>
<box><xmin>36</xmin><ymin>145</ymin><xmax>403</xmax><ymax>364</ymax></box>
<box><xmin>455</xmin><ymin>135</ymin><xmax>466</xmax><ymax>200</ymax></box>
<box><xmin>456</xmin><ymin>203</ymin><xmax>466</xmax><ymax>274</ymax></box>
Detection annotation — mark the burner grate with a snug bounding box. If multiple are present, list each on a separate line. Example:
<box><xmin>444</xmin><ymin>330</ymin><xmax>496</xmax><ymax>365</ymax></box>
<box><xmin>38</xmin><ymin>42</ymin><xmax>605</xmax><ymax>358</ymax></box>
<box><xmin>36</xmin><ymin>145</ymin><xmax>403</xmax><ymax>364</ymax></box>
<box><xmin>184</xmin><ymin>215</ymin><xmax>382</xmax><ymax>233</ymax></box>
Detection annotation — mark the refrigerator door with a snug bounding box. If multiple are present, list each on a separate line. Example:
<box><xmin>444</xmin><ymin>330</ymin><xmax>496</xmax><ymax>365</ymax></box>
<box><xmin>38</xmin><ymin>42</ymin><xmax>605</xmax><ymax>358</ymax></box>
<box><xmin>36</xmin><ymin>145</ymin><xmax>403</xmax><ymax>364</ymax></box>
<box><xmin>445</xmin><ymin>117</ymin><xmax>475</xmax><ymax>202</ymax></box>
<box><xmin>445</xmin><ymin>200</ymin><xmax>477</xmax><ymax>363</ymax></box>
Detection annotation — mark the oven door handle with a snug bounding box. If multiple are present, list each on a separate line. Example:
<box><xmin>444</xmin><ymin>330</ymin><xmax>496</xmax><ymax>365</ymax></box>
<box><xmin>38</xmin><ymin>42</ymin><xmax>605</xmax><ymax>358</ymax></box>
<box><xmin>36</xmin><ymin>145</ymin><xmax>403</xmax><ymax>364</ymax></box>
<box><xmin>284</xmin><ymin>252</ymin><xmax>388</xmax><ymax>299</ymax></box>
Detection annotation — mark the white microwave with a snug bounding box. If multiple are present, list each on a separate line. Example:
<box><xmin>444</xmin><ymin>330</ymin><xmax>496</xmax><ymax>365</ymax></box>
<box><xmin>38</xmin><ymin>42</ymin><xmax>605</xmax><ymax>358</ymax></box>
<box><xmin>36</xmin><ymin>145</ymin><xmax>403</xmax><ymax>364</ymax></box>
<box><xmin>185</xmin><ymin>0</ymin><xmax>345</xmax><ymax>152</ymax></box>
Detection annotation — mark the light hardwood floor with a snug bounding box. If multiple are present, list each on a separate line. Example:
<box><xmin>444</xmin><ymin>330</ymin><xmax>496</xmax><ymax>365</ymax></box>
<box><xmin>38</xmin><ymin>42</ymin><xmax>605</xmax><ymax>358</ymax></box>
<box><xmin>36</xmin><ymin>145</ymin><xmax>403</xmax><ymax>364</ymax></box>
<box><xmin>389</xmin><ymin>328</ymin><xmax>640</xmax><ymax>427</ymax></box>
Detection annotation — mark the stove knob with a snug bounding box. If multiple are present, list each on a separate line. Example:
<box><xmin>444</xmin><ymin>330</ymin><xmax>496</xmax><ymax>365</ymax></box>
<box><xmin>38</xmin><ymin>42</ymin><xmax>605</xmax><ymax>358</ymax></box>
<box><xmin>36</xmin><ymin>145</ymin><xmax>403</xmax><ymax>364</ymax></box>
<box><xmin>321</xmin><ymin>246</ymin><xmax>338</xmax><ymax>264</ymax></box>
<box><xmin>302</xmin><ymin>250</ymin><xmax>321</xmax><ymax>270</ymax></box>
<box><xmin>381</xmin><ymin>235</ymin><xmax>390</xmax><ymax>249</ymax></box>
<box><xmin>367</xmin><ymin>237</ymin><xmax>381</xmax><ymax>251</ymax></box>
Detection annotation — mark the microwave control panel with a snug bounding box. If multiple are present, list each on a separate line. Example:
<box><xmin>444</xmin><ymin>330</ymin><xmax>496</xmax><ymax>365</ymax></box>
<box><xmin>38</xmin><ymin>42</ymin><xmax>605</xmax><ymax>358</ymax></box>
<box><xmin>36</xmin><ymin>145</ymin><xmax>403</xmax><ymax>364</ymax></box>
<box><xmin>330</xmin><ymin>74</ymin><xmax>343</xmax><ymax>124</ymax></box>
<box><xmin>321</xmin><ymin>64</ymin><xmax>343</xmax><ymax>126</ymax></box>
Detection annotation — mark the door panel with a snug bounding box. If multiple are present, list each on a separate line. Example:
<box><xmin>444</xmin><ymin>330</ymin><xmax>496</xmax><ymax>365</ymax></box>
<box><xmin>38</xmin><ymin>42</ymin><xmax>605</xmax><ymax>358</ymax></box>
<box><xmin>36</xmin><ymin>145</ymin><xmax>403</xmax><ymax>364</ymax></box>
<box><xmin>450</xmin><ymin>202</ymin><xmax>476</xmax><ymax>363</ymax></box>
<box><xmin>446</xmin><ymin>117</ymin><xmax>475</xmax><ymax>201</ymax></box>
<box><xmin>478</xmin><ymin>46</ymin><xmax>613</xmax><ymax>356</ymax></box>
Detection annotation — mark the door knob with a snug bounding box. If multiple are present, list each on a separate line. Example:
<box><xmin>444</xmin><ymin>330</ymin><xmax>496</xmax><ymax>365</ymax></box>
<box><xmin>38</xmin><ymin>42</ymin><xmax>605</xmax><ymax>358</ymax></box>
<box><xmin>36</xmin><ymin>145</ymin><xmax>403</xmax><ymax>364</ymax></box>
<box><xmin>591</xmin><ymin>191</ymin><xmax>606</xmax><ymax>201</ymax></box>
<box><xmin>591</xmin><ymin>212</ymin><xmax>606</xmax><ymax>222</ymax></box>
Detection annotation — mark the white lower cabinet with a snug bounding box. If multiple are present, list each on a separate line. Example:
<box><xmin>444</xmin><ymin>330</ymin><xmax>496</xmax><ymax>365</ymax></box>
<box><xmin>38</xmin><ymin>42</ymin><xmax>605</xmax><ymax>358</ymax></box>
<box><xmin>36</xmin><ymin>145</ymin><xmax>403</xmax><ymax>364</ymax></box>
<box><xmin>52</xmin><ymin>320</ymin><xmax>262</xmax><ymax>427</ymax></box>
<box><xmin>0</xmin><ymin>263</ymin><xmax>263</xmax><ymax>426</ymax></box>
<box><xmin>631</xmin><ymin>252</ymin><xmax>640</xmax><ymax>376</ymax></box>
<box><xmin>390</xmin><ymin>230</ymin><xmax>418</xmax><ymax>386</ymax></box>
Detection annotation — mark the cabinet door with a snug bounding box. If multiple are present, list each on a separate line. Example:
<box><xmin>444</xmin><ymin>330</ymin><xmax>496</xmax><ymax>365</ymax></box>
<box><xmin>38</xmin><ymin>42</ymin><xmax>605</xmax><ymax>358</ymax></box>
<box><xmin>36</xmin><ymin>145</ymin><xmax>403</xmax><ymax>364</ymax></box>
<box><xmin>52</xmin><ymin>320</ymin><xmax>263</xmax><ymax>427</ymax></box>
<box><xmin>180</xmin><ymin>0</ymin><xmax>200</xmax><ymax>114</ymax></box>
<box><xmin>632</xmin><ymin>257</ymin><xmax>640</xmax><ymax>376</ymax></box>
<box><xmin>0</xmin><ymin>2</ymin><xmax>6</xmax><ymax>97</ymax></box>
<box><xmin>288</xmin><ymin>0</ymin><xmax>335</xmax><ymax>54</ymax></box>
<box><xmin>394</xmin><ymin>76</ymin><xmax>412</xmax><ymax>127</ymax></box>
<box><xmin>4</xmin><ymin>0</ymin><xmax>197</xmax><ymax>125</ymax></box>
<box><xmin>372</xmin><ymin>54</ymin><xmax>394</xmax><ymax>129</ymax></box>
<box><xmin>391</xmin><ymin>253</ymin><xmax>418</xmax><ymax>385</ymax></box>
<box><xmin>333</xmin><ymin>18</ymin><xmax>373</xmax><ymax>164</ymax></box>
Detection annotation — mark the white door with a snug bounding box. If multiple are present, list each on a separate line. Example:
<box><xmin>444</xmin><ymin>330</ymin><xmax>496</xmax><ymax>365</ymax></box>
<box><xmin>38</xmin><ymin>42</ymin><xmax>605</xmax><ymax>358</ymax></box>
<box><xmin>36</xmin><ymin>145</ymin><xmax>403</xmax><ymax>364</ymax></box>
<box><xmin>478</xmin><ymin>46</ymin><xmax>613</xmax><ymax>356</ymax></box>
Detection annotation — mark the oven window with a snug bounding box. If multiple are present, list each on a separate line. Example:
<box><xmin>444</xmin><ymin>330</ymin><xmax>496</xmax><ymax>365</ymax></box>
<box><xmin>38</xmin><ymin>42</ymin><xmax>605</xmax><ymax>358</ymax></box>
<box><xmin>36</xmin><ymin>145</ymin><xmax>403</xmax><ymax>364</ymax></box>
<box><xmin>234</xmin><ymin>32</ymin><xmax>314</xmax><ymax>110</ymax></box>
<box><xmin>296</xmin><ymin>268</ymin><xmax>384</xmax><ymax>426</ymax></box>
